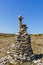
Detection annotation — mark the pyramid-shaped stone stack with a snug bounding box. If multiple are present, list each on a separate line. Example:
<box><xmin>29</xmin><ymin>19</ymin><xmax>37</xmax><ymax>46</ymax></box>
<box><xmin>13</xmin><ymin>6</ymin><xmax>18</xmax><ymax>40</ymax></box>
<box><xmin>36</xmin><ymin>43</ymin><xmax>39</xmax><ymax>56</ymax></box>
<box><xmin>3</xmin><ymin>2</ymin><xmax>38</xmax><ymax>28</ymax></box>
<box><xmin>14</xmin><ymin>16</ymin><xmax>33</xmax><ymax>62</ymax></box>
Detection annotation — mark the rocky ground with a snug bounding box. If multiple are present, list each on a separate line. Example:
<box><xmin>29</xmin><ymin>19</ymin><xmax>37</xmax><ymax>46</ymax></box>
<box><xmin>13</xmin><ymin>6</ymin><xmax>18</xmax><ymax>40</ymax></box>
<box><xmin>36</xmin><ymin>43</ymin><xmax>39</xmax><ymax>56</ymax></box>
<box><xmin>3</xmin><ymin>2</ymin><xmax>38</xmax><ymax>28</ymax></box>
<box><xmin>0</xmin><ymin>33</ymin><xmax>43</xmax><ymax>65</ymax></box>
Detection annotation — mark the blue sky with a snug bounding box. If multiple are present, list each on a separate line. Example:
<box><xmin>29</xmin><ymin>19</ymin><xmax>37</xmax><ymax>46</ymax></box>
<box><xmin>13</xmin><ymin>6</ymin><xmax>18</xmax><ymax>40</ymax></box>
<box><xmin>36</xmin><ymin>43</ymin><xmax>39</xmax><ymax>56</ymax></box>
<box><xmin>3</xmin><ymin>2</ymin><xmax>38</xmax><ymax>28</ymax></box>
<box><xmin>0</xmin><ymin>0</ymin><xmax>43</xmax><ymax>34</ymax></box>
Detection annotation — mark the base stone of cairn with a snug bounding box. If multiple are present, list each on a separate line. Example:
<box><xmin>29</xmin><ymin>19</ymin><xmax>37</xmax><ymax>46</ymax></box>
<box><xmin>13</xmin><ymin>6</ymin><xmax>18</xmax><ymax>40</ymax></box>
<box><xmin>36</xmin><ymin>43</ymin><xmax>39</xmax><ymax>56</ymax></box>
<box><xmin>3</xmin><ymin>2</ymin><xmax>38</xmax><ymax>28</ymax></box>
<box><xmin>13</xmin><ymin>16</ymin><xmax>34</xmax><ymax>62</ymax></box>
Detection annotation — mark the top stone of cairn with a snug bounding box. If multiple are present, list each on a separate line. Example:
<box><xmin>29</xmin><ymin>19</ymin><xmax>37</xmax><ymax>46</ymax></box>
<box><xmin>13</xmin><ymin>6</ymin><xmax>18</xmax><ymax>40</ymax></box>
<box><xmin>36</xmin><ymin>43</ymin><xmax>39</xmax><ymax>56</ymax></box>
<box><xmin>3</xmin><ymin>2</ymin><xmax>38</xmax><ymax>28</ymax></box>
<box><xmin>18</xmin><ymin>15</ymin><xmax>24</xmax><ymax>29</ymax></box>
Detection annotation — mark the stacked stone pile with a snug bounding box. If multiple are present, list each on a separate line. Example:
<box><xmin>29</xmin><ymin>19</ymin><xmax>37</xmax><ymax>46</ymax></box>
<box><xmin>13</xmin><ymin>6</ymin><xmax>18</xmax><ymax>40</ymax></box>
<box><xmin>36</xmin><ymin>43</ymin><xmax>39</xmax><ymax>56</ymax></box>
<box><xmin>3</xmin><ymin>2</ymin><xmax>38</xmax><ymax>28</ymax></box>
<box><xmin>13</xmin><ymin>16</ymin><xmax>33</xmax><ymax>62</ymax></box>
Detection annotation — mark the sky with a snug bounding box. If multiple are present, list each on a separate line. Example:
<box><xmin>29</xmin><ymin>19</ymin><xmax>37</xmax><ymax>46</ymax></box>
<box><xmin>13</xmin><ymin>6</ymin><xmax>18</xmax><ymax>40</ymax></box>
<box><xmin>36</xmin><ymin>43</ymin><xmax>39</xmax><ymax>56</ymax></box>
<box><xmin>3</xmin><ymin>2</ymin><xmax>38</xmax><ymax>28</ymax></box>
<box><xmin>0</xmin><ymin>0</ymin><xmax>43</xmax><ymax>34</ymax></box>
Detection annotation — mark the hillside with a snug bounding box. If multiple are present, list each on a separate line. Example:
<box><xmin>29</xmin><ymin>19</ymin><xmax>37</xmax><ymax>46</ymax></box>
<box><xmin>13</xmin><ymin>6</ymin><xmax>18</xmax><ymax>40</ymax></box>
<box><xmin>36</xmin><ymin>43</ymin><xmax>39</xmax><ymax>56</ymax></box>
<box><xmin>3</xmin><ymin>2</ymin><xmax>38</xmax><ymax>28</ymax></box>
<box><xmin>30</xmin><ymin>34</ymin><xmax>43</xmax><ymax>54</ymax></box>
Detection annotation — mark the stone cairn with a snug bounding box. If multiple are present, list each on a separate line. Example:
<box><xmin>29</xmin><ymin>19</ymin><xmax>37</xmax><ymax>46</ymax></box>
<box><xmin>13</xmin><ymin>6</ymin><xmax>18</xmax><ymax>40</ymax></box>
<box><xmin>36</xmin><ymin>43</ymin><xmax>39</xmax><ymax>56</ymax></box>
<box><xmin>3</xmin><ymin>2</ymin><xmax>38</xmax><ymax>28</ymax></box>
<box><xmin>14</xmin><ymin>15</ymin><xmax>34</xmax><ymax>62</ymax></box>
<box><xmin>0</xmin><ymin>16</ymin><xmax>35</xmax><ymax>65</ymax></box>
